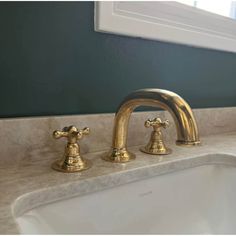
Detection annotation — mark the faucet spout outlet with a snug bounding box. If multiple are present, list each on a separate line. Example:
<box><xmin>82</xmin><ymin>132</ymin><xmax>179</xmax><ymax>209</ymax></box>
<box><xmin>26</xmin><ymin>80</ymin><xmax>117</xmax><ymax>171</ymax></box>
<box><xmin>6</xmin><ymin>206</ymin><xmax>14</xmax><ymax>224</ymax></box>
<box><xmin>102</xmin><ymin>88</ymin><xmax>200</xmax><ymax>163</ymax></box>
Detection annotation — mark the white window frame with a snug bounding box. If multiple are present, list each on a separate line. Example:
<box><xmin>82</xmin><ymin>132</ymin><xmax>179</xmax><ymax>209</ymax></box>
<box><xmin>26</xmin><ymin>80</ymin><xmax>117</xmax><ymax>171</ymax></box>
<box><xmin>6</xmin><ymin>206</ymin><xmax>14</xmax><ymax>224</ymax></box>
<box><xmin>94</xmin><ymin>1</ymin><xmax>236</xmax><ymax>53</ymax></box>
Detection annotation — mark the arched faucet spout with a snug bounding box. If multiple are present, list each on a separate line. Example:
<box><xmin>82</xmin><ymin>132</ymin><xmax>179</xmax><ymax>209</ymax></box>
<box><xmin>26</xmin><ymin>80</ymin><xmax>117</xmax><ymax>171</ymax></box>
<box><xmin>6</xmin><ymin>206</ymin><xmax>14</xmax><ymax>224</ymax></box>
<box><xmin>102</xmin><ymin>88</ymin><xmax>200</xmax><ymax>163</ymax></box>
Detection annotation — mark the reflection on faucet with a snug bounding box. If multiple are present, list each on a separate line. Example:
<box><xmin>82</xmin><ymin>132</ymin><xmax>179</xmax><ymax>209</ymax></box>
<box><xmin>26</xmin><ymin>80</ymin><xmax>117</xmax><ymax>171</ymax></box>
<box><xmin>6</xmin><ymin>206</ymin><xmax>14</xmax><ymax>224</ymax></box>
<box><xmin>102</xmin><ymin>88</ymin><xmax>200</xmax><ymax>163</ymax></box>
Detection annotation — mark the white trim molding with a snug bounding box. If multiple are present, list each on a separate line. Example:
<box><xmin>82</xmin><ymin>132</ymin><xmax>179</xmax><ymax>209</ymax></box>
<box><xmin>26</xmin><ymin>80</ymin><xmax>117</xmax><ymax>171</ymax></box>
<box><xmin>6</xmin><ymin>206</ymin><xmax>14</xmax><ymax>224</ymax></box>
<box><xmin>95</xmin><ymin>1</ymin><xmax>236</xmax><ymax>53</ymax></box>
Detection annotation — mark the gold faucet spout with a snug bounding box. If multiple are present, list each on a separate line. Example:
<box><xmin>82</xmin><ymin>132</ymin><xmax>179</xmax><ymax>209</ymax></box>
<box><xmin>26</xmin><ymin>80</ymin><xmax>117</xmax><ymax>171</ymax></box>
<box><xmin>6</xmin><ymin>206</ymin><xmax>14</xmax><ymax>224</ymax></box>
<box><xmin>102</xmin><ymin>88</ymin><xmax>200</xmax><ymax>163</ymax></box>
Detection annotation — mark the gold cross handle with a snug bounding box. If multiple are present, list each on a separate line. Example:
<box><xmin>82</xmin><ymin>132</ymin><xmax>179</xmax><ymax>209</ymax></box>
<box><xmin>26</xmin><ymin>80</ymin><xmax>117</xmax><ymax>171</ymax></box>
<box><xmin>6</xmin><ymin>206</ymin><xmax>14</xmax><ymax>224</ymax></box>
<box><xmin>145</xmin><ymin>118</ymin><xmax>169</xmax><ymax>131</ymax></box>
<box><xmin>140</xmin><ymin>118</ymin><xmax>171</xmax><ymax>155</ymax></box>
<box><xmin>53</xmin><ymin>126</ymin><xmax>90</xmax><ymax>143</ymax></box>
<box><xmin>52</xmin><ymin>125</ymin><xmax>92</xmax><ymax>173</ymax></box>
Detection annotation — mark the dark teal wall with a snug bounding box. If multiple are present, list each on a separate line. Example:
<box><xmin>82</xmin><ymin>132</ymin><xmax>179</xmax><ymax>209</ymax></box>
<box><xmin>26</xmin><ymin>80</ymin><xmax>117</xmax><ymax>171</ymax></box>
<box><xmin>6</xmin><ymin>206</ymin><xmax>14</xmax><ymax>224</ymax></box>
<box><xmin>0</xmin><ymin>2</ymin><xmax>236</xmax><ymax>118</ymax></box>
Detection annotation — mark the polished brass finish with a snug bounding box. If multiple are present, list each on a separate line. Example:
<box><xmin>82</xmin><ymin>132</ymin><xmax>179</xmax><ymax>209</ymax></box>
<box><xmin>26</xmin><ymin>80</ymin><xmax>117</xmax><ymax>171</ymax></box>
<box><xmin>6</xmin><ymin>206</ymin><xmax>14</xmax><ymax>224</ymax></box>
<box><xmin>102</xmin><ymin>88</ymin><xmax>200</xmax><ymax>163</ymax></box>
<box><xmin>52</xmin><ymin>126</ymin><xmax>91</xmax><ymax>173</ymax></box>
<box><xmin>140</xmin><ymin>118</ymin><xmax>171</xmax><ymax>155</ymax></box>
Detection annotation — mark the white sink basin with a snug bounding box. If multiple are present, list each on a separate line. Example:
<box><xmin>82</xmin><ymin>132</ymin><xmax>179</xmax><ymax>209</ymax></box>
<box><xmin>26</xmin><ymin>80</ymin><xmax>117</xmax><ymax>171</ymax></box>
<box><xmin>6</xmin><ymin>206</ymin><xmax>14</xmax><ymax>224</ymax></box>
<box><xmin>16</xmin><ymin>164</ymin><xmax>236</xmax><ymax>234</ymax></box>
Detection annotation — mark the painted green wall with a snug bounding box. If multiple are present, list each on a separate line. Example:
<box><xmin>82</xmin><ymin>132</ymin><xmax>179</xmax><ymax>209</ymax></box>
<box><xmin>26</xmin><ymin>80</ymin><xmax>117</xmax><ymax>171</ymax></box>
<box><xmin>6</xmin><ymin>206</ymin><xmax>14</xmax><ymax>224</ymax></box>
<box><xmin>0</xmin><ymin>2</ymin><xmax>236</xmax><ymax>118</ymax></box>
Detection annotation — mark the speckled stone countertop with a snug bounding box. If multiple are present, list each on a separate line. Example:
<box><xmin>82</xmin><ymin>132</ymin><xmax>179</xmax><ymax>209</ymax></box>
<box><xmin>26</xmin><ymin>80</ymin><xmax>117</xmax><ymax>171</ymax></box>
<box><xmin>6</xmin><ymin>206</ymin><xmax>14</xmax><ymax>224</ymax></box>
<box><xmin>1</xmin><ymin>107</ymin><xmax>236</xmax><ymax>234</ymax></box>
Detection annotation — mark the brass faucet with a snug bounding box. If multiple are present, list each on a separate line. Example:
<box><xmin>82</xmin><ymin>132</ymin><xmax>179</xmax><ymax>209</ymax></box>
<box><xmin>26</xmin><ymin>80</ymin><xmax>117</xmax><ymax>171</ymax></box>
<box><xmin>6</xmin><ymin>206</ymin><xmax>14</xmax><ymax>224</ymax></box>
<box><xmin>140</xmin><ymin>117</ymin><xmax>171</xmax><ymax>155</ymax></box>
<box><xmin>52</xmin><ymin>126</ymin><xmax>92</xmax><ymax>173</ymax></box>
<box><xmin>102</xmin><ymin>88</ymin><xmax>200</xmax><ymax>163</ymax></box>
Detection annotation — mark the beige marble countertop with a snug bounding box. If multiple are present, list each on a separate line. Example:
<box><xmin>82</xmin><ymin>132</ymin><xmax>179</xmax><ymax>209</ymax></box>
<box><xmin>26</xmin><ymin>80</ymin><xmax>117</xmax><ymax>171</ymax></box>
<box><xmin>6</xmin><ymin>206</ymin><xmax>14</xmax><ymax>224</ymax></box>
<box><xmin>1</xmin><ymin>131</ymin><xmax>236</xmax><ymax>234</ymax></box>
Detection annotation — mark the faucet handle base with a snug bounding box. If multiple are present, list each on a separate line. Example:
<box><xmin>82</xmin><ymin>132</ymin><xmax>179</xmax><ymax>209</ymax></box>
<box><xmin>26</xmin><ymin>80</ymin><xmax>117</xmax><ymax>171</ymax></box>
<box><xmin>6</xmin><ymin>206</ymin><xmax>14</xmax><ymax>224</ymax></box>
<box><xmin>52</xmin><ymin>156</ymin><xmax>92</xmax><ymax>173</ymax></box>
<box><xmin>140</xmin><ymin>146</ymin><xmax>171</xmax><ymax>155</ymax></box>
<box><xmin>102</xmin><ymin>148</ymin><xmax>135</xmax><ymax>163</ymax></box>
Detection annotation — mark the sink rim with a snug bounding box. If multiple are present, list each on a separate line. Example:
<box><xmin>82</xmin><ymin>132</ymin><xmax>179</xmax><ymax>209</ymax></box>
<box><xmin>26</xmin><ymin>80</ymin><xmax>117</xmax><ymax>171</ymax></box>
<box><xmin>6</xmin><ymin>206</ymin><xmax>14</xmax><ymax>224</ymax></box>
<box><xmin>15</xmin><ymin>157</ymin><xmax>236</xmax><ymax>232</ymax></box>
<box><xmin>13</xmin><ymin>152</ymin><xmax>236</xmax><ymax>221</ymax></box>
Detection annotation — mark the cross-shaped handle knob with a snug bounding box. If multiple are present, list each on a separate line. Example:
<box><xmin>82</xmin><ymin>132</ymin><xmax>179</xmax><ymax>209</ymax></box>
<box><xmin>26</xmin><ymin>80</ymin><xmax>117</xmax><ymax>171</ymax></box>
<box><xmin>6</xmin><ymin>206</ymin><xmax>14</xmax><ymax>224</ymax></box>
<box><xmin>53</xmin><ymin>126</ymin><xmax>90</xmax><ymax>144</ymax></box>
<box><xmin>145</xmin><ymin>118</ymin><xmax>169</xmax><ymax>130</ymax></box>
